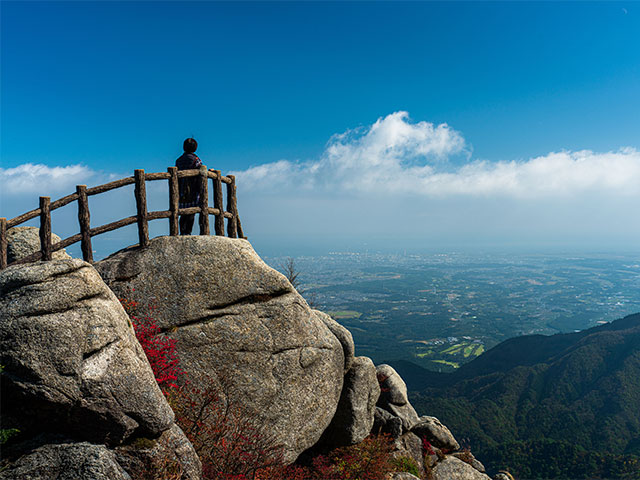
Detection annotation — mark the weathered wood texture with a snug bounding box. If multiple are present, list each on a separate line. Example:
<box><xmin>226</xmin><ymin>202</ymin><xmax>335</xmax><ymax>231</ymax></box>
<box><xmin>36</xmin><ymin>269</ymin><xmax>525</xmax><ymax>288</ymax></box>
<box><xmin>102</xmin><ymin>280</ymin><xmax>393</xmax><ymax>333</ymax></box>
<box><xmin>237</xmin><ymin>215</ymin><xmax>245</xmax><ymax>239</ymax></box>
<box><xmin>134</xmin><ymin>169</ymin><xmax>149</xmax><ymax>248</ymax></box>
<box><xmin>51</xmin><ymin>192</ymin><xmax>79</xmax><ymax>211</ymax></box>
<box><xmin>176</xmin><ymin>169</ymin><xmax>200</xmax><ymax>178</ymax></box>
<box><xmin>55</xmin><ymin>234</ymin><xmax>82</xmax><ymax>251</ymax></box>
<box><xmin>147</xmin><ymin>211</ymin><xmax>172</xmax><ymax>220</ymax></box>
<box><xmin>76</xmin><ymin>185</ymin><xmax>93</xmax><ymax>263</ymax></box>
<box><xmin>226</xmin><ymin>175</ymin><xmax>238</xmax><ymax>238</ymax></box>
<box><xmin>39</xmin><ymin>197</ymin><xmax>52</xmax><ymax>261</ymax></box>
<box><xmin>145</xmin><ymin>172</ymin><xmax>170</xmax><ymax>181</ymax></box>
<box><xmin>213</xmin><ymin>169</ymin><xmax>225</xmax><ymax>236</ymax></box>
<box><xmin>168</xmin><ymin>167</ymin><xmax>179</xmax><ymax>236</ymax></box>
<box><xmin>2</xmin><ymin>167</ymin><xmax>244</xmax><ymax>269</ymax></box>
<box><xmin>91</xmin><ymin>216</ymin><xmax>138</xmax><ymax>237</ymax></box>
<box><xmin>0</xmin><ymin>218</ymin><xmax>7</xmax><ymax>269</ymax></box>
<box><xmin>177</xmin><ymin>207</ymin><xmax>201</xmax><ymax>216</ymax></box>
<box><xmin>87</xmin><ymin>177</ymin><xmax>134</xmax><ymax>196</ymax></box>
<box><xmin>198</xmin><ymin>166</ymin><xmax>210</xmax><ymax>235</ymax></box>
<box><xmin>8</xmin><ymin>209</ymin><xmax>40</xmax><ymax>228</ymax></box>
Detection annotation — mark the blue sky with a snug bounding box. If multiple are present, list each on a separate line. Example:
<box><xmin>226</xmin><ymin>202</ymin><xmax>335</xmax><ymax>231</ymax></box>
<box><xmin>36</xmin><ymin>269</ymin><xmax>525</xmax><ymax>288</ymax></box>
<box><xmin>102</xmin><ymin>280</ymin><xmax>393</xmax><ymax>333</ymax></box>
<box><xmin>2</xmin><ymin>1</ymin><xmax>639</xmax><ymax>256</ymax></box>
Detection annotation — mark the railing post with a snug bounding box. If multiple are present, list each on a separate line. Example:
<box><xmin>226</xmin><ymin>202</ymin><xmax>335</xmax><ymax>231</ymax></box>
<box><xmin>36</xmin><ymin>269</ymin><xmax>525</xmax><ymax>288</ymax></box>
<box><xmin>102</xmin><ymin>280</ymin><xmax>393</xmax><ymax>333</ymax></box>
<box><xmin>226</xmin><ymin>175</ymin><xmax>238</xmax><ymax>238</ymax></box>
<box><xmin>237</xmin><ymin>213</ymin><xmax>245</xmax><ymax>239</ymax></box>
<box><xmin>134</xmin><ymin>169</ymin><xmax>149</xmax><ymax>248</ymax></box>
<box><xmin>168</xmin><ymin>166</ymin><xmax>179</xmax><ymax>236</ymax></box>
<box><xmin>0</xmin><ymin>218</ymin><xmax>7</xmax><ymax>269</ymax></box>
<box><xmin>199</xmin><ymin>165</ymin><xmax>210</xmax><ymax>235</ymax></box>
<box><xmin>212</xmin><ymin>169</ymin><xmax>224</xmax><ymax>236</ymax></box>
<box><xmin>76</xmin><ymin>185</ymin><xmax>93</xmax><ymax>263</ymax></box>
<box><xmin>39</xmin><ymin>196</ymin><xmax>52</xmax><ymax>261</ymax></box>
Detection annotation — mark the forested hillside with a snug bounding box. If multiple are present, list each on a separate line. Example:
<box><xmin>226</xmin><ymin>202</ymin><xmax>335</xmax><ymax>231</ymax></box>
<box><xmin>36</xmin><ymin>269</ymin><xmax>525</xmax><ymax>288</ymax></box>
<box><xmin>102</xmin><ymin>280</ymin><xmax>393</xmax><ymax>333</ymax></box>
<box><xmin>394</xmin><ymin>314</ymin><xmax>640</xmax><ymax>479</ymax></box>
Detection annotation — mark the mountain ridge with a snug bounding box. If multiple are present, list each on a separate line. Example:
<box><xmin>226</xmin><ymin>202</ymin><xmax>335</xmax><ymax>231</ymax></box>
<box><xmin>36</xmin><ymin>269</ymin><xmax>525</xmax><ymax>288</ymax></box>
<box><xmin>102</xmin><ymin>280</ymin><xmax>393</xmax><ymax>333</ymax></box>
<box><xmin>389</xmin><ymin>313</ymin><xmax>640</xmax><ymax>478</ymax></box>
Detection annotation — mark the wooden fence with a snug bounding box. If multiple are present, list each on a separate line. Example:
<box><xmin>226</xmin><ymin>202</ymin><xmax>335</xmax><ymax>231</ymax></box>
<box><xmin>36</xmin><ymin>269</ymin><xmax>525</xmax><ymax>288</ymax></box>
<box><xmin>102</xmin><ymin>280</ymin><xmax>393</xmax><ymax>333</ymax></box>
<box><xmin>0</xmin><ymin>166</ymin><xmax>245</xmax><ymax>270</ymax></box>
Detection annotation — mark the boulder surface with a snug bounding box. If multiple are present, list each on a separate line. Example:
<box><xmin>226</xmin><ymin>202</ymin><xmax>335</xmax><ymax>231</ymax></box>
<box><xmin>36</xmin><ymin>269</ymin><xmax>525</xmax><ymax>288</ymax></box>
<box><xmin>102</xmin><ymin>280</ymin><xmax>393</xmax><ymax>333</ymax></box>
<box><xmin>96</xmin><ymin>235</ymin><xmax>346</xmax><ymax>461</ymax></box>
<box><xmin>0</xmin><ymin>259</ymin><xmax>174</xmax><ymax>445</ymax></box>
<box><xmin>431</xmin><ymin>456</ymin><xmax>492</xmax><ymax>480</ymax></box>
<box><xmin>6</xmin><ymin>226</ymin><xmax>71</xmax><ymax>263</ymax></box>
<box><xmin>0</xmin><ymin>441</ymin><xmax>130</xmax><ymax>480</ymax></box>
<box><xmin>319</xmin><ymin>356</ymin><xmax>380</xmax><ymax>447</ymax></box>
<box><xmin>411</xmin><ymin>416</ymin><xmax>460</xmax><ymax>451</ymax></box>
<box><xmin>376</xmin><ymin>364</ymin><xmax>420</xmax><ymax>430</ymax></box>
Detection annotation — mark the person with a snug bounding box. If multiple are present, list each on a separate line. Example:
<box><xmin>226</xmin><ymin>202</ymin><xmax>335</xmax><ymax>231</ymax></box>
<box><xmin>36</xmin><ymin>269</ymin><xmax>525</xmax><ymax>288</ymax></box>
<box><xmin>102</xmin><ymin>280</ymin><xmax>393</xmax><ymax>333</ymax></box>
<box><xmin>175</xmin><ymin>137</ymin><xmax>202</xmax><ymax>235</ymax></box>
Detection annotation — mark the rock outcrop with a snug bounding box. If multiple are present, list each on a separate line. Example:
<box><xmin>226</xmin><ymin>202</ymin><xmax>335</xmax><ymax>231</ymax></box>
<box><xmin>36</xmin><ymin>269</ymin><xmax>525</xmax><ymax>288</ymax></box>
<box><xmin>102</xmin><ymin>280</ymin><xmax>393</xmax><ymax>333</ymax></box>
<box><xmin>319</xmin><ymin>356</ymin><xmax>380</xmax><ymax>447</ymax></box>
<box><xmin>412</xmin><ymin>415</ymin><xmax>460</xmax><ymax>451</ymax></box>
<box><xmin>115</xmin><ymin>424</ymin><xmax>202</xmax><ymax>480</ymax></box>
<box><xmin>95</xmin><ymin>235</ymin><xmax>347</xmax><ymax>461</ymax></box>
<box><xmin>0</xmin><ymin>259</ymin><xmax>173</xmax><ymax>444</ymax></box>
<box><xmin>371</xmin><ymin>363</ymin><xmax>491</xmax><ymax>479</ymax></box>
<box><xmin>376</xmin><ymin>364</ymin><xmax>420</xmax><ymax>431</ymax></box>
<box><xmin>6</xmin><ymin>226</ymin><xmax>71</xmax><ymax>263</ymax></box>
<box><xmin>0</xmin><ymin>440</ymin><xmax>130</xmax><ymax>480</ymax></box>
<box><xmin>432</xmin><ymin>455</ymin><xmax>491</xmax><ymax>479</ymax></box>
<box><xmin>0</xmin><ymin>259</ymin><xmax>200</xmax><ymax>479</ymax></box>
<box><xmin>0</xmin><ymin>233</ymin><xmax>501</xmax><ymax>479</ymax></box>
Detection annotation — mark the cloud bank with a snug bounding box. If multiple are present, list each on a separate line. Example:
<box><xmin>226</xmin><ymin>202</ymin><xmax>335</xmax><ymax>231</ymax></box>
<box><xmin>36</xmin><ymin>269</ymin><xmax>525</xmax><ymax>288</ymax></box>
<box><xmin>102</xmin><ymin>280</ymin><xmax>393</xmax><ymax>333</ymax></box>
<box><xmin>2</xmin><ymin>113</ymin><xmax>638</xmax><ymax>253</ymax></box>
<box><xmin>235</xmin><ymin>112</ymin><xmax>640</xmax><ymax>199</ymax></box>
<box><xmin>0</xmin><ymin>163</ymin><xmax>100</xmax><ymax>196</ymax></box>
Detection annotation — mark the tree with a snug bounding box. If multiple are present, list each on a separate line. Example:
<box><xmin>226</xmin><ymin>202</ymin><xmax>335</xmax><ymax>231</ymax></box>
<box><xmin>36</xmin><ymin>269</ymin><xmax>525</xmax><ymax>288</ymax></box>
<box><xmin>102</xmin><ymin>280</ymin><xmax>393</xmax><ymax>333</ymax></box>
<box><xmin>280</xmin><ymin>257</ymin><xmax>317</xmax><ymax>308</ymax></box>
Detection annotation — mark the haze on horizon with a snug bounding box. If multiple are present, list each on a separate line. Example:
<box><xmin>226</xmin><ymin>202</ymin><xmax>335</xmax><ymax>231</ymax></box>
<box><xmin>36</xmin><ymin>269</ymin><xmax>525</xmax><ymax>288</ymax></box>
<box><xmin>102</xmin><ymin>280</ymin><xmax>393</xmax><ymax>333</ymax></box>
<box><xmin>2</xmin><ymin>2</ymin><xmax>639</xmax><ymax>257</ymax></box>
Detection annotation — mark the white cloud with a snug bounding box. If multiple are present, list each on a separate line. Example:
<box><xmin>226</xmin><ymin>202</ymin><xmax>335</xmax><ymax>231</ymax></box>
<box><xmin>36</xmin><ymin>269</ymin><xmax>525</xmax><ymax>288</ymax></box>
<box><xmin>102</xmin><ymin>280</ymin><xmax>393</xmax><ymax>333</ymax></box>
<box><xmin>234</xmin><ymin>112</ymin><xmax>640</xmax><ymax>199</ymax></box>
<box><xmin>422</xmin><ymin>148</ymin><xmax>640</xmax><ymax>198</ymax></box>
<box><xmin>0</xmin><ymin>163</ymin><xmax>99</xmax><ymax>195</ymax></box>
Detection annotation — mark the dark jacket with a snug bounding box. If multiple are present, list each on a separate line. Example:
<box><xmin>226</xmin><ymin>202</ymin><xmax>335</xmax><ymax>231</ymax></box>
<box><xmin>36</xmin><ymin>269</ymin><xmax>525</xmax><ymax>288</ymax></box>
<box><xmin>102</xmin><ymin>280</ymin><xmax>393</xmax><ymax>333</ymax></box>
<box><xmin>175</xmin><ymin>153</ymin><xmax>202</xmax><ymax>208</ymax></box>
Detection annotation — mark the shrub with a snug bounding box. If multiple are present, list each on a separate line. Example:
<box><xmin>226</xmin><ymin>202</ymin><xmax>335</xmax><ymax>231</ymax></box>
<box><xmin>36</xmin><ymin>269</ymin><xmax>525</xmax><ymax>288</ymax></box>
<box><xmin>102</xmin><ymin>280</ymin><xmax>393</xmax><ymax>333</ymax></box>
<box><xmin>392</xmin><ymin>455</ymin><xmax>422</xmax><ymax>478</ymax></box>
<box><xmin>311</xmin><ymin>434</ymin><xmax>395</xmax><ymax>480</ymax></box>
<box><xmin>168</xmin><ymin>380</ymin><xmax>284</xmax><ymax>480</ymax></box>
<box><xmin>119</xmin><ymin>297</ymin><xmax>400</xmax><ymax>480</ymax></box>
<box><xmin>119</xmin><ymin>298</ymin><xmax>183</xmax><ymax>391</ymax></box>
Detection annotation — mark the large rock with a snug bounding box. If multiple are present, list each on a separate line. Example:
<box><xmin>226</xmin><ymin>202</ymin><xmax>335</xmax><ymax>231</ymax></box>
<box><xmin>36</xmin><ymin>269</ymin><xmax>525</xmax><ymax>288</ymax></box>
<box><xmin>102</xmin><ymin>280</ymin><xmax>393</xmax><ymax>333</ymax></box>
<box><xmin>95</xmin><ymin>236</ymin><xmax>345</xmax><ymax>461</ymax></box>
<box><xmin>6</xmin><ymin>226</ymin><xmax>71</xmax><ymax>263</ymax></box>
<box><xmin>388</xmin><ymin>474</ymin><xmax>421</xmax><ymax>480</ymax></box>
<box><xmin>373</xmin><ymin>406</ymin><xmax>403</xmax><ymax>439</ymax></box>
<box><xmin>431</xmin><ymin>456</ymin><xmax>492</xmax><ymax>480</ymax></box>
<box><xmin>0</xmin><ymin>259</ymin><xmax>174</xmax><ymax>445</ymax></box>
<box><xmin>0</xmin><ymin>441</ymin><xmax>130</xmax><ymax>480</ymax></box>
<box><xmin>452</xmin><ymin>451</ymin><xmax>485</xmax><ymax>474</ymax></box>
<box><xmin>315</xmin><ymin>310</ymin><xmax>355</xmax><ymax>372</ymax></box>
<box><xmin>391</xmin><ymin>432</ymin><xmax>425</xmax><ymax>475</ymax></box>
<box><xmin>115</xmin><ymin>424</ymin><xmax>202</xmax><ymax>480</ymax></box>
<box><xmin>376</xmin><ymin>364</ymin><xmax>420</xmax><ymax>430</ymax></box>
<box><xmin>411</xmin><ymin>416</ymin><xmax>460</xmax><ymax>451</ymax></box>
<box><xmin>319</xmin><ymin>356</ymin><xmax>380</xmax><ymax>446</ymax></box>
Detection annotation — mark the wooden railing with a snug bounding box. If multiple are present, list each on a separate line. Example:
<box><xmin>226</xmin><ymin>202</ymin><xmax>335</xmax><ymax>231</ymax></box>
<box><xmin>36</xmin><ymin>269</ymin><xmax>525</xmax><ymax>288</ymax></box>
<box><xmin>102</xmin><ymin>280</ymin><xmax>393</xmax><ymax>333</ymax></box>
<box><xmin>0</xmin><ymin>166</ymin><xmax>245</xmax><ymax>270</ymax></box>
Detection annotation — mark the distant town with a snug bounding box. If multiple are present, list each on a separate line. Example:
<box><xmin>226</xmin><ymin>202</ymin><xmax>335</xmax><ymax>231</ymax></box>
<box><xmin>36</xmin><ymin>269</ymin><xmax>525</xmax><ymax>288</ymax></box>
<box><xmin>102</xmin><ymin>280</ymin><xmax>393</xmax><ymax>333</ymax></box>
<box><xmin>268</xmin><ymin>252</ymin><xmax>640</xmax><ymax>372</ymax></box>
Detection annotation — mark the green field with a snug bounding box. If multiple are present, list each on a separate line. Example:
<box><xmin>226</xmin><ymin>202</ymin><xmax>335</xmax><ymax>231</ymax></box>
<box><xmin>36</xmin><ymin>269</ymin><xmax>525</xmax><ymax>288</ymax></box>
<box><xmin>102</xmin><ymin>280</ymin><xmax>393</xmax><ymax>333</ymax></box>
<box><xmin>328</xmin><ymin>310</ymin><xmax>362</xmax><ymax>320</ymax></box>
<box><xmin>412</xmin><ymin>340</ymin><xmax>485</xmax><ymax>371</ymax></box>
<box><xmin>432</xmin><ymin>359</ymin><xmax>460</xmax><ymax>368</ymax></box>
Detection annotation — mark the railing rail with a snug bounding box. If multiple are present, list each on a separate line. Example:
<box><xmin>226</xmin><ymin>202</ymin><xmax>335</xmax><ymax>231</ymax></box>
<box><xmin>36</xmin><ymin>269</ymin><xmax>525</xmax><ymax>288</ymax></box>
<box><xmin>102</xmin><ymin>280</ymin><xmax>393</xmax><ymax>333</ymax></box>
<box><xmin>0</xmin><ymin>165</ymin><xmax>245</xmax><ymax>270</ymax></box>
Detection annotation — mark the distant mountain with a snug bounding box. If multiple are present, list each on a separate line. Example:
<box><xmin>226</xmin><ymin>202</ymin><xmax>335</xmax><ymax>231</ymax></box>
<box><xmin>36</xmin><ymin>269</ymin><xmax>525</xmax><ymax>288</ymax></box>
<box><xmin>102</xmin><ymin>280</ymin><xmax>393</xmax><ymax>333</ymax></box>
<box><xmin>391</xmin><ymin>313</ymin><xmax>640</xmax><ymax>478</ymax></box>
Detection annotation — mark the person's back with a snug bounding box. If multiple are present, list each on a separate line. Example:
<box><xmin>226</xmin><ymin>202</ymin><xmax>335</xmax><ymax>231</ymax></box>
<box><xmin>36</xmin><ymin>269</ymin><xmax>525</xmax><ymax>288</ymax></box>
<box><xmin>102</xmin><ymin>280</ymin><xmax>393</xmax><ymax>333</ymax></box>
<box><xmin>175</xmin><ymin>138</ymin><xmax>203</xmax><ymax>235</ymax></box>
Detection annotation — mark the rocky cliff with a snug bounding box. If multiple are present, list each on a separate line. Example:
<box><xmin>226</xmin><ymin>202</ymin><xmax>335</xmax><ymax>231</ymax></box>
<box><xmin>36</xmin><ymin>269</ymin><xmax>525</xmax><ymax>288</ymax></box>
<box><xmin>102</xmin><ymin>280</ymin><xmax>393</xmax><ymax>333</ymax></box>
<box><xmin>1</xmin><ymin>232</ymin><xmax>494</xmax><ymax>479</ymax></box>
<box><xmin>0</xmin><ymin>258</ymin><xmax>200</xmax><ymax>479</ymax></box>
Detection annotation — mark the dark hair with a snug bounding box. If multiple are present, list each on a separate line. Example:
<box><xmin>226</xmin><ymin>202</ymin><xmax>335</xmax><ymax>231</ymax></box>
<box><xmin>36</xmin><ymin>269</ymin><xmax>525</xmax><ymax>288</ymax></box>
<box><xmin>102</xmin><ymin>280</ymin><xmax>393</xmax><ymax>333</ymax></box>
<box><xmin>183</xmin><ymin>137</ymin><xmax>198</xmax><ymax>153</ymax></box>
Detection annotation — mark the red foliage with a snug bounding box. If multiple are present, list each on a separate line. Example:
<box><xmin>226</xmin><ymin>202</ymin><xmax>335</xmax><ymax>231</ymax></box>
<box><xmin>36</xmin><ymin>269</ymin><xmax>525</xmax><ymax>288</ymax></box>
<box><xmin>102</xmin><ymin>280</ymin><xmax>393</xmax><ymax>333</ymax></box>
<box><xmin>119</xmin><ymin>296</ymin><xmax>400</xmax><ymax>480</ymax></box>
<box><xmin>255</xmin><ymin>435</ymin><xmax>396</xmax><ymax>480</ymax></box>
<box><xmin>422</xmin><ymin>438</ymin><xmax>436</xmax><ymax>456</ymax></box>
<box><xmin>120</xmin><ymin>298</ymin><xmax>183</xmax><ymax>391</ymax></box>
<box><xmin>169</xmin><ymin>381</ymin><xmax>284</xmax><ymax>480</ymax></box>
<box><xmin>376</xmin><ymin>373</ymin><xmax>391</xmax><ymax>393</ymax></box>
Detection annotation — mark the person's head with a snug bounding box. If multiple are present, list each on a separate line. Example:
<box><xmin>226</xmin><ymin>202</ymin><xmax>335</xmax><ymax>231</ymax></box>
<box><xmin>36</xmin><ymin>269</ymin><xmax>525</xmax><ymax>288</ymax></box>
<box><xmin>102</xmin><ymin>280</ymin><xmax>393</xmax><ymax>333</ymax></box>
<box><xmin>183</xmin><ymin>137</ymin><xmax>198</xmax><ymax>153</ymax></box>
